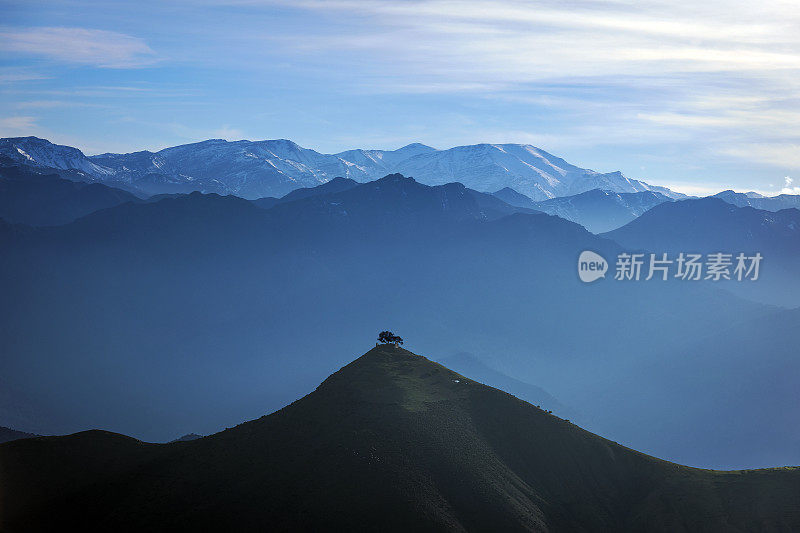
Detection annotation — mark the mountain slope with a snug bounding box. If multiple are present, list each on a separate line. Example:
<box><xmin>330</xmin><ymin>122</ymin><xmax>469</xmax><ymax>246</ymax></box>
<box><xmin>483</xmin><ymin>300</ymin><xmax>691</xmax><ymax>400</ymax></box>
<box><xmin>492</xmin><ymin>186</ymin><xmax>539</xmax><ymax>209</ymax></box>
<box><xmin>604</xmin><ymin>198</ymin><xmax>800</xmax><ymax>305</ymax></box>
<box><xmin>275</xmin><ymin>175</ymin><xmax>360</xmax><ymax>202</ymax></box>
<box><xmin>0</xmin><ymin>136</ymin><xmax>678</xmax><ymax>200</ymax></box>
<box><xmin>530</xmin><ymin>189</ymin><xmax>672</xmax><ymax>233</ymax></box>
<box><xmin>1</xmin><ymin>344</ymin><xmax>798</xmax><ymax>532</ymax></box>
<box><xmin>390</xmin><ymin>143</ymin><xmax>677</xmax><ymax>201</ymax></box>
<box><xmin>0</xmin><ymin>426</ymin><xmax>38</xmax><ymax>444</ymax></box>
<box><xmin>259</xmin><ymin>174</ymin><xmax>538</xmax><ymax>232</ymax></box>
<box><xmin>492</xmin><ymin>187</ymin><xmax>672</xmax><ymax>232</ymax></box>
<box><xmin>714</xmin><ymin>190</ymin><xmax>800</xmax><ymax>211</ymax></box>
<box><xmin>334</xmin><ymin>142</ymin><xmax>437</xmax><ymax>173</ymax></box>
<box><xmin>251</xmin><ymin>176</ymin><xmax>361</xmax><ymax>209</ymax></box>
<box><xmin>0</xmin><ymin>137</ymin><xmax>112</xmax><ymax>178</ymax></box>
<box><xmin>437</xmin><ymin>352</ymin><xmax>569</xmax><ymax>417</ymax></box>
<box><xmin>0</xmin><ymin>164</ymin><xmax>139</xmax><ymax>226</ymax></box>
<box><xmin>90</xmin><ymin>138</ymin><xmax>359</xmax><ymax>198</ymax></box>
<box><xmin>606</xmin><ymin>198</ymin><xmax>800</xmax><ymax>251</ymax></box>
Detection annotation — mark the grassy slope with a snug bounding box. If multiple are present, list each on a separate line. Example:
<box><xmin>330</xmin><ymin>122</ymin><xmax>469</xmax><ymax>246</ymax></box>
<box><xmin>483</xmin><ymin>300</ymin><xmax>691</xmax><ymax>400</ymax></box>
<box><xmin>1</xmin><ymin>345</ymin><xmax>799</xmax><ymax>532</ymax></box>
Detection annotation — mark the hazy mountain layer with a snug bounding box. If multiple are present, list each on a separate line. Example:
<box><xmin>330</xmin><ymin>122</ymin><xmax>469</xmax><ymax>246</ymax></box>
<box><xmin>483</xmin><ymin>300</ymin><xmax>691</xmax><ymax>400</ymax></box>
<box><xmin>605</xmin><ymin>197</ymin><xmax>800</xmax><ymax>306</ymax></box>
<box><xmin>528</xmin><ymin>188</ymin><xmax>672</xmax><ymax>233</ymax></box>
<box><xmin>715</xmin><ymin>190</ymin><xmax>800</xmax><ymax>211</ymax></box>
<box><xmin>0</xmin><ymin>175</ymin><xmax>781</xmax><ymax>469</ymax></box>
<box><xmin>585</xmin><ymin>307</ymin><xmax>800</xmax><ymax>469</ymax></box>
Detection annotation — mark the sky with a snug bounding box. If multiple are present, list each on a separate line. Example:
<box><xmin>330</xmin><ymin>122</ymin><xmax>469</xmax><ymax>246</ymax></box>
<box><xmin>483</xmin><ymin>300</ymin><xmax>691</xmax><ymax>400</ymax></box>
<box><xmin>1</xmin><ymin>0</ymin><xmax>800</xmax><ymax>195</ymax></box>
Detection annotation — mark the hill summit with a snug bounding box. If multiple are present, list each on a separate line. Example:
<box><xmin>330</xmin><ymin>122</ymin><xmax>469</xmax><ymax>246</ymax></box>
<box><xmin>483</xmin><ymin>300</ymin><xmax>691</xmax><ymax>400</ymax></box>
<box><xmin>2</xmin><ymin>344</ymin><xmax>799</xmax><ymax>531</ymax></box>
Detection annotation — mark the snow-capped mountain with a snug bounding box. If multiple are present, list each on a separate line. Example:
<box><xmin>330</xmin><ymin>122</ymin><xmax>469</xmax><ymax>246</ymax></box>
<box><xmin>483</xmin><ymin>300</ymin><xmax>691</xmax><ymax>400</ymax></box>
<box><xmin>0</xmin><ymin>136</ymin><xmax>679</xmax><ymax>200</ymax></box>
<box><xmin>91</xmin><ymin>139</ymin><xmax>383</xmax><ymax>198</ymax></box>
<box><xmin>0</xmin><ymin>137</ymin><xmax>113</xmax><ymax>178</ymax></box>
<box><xmin>387</xmin><ymin>143</ymin><xmax>677</xmax><ymax>201</ymax></box>
<box><xmin>334</xmin><ymin>142</ymin><xmax>437</xmax><ymax>174</ymax></box>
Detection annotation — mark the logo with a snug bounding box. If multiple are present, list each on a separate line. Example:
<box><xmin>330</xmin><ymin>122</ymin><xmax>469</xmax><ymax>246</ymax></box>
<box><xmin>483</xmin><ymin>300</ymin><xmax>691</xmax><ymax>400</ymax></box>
<box><xmin>578</xmin><ymin>251</ymin><xmax>608</xmax><ymax>283</ymax></box>
<box><xmin>577</xmin><ymin>251</ymin><xmax>762</xmax><ymax>284</ymax></box>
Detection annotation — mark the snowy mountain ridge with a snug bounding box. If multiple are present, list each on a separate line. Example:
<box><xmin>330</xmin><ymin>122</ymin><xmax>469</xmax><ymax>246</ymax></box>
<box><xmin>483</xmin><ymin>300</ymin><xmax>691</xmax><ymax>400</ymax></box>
<box><xmin>0</xmin><ymin>136</ymin><xmax>680</xmax><ymax>200</ymax></box>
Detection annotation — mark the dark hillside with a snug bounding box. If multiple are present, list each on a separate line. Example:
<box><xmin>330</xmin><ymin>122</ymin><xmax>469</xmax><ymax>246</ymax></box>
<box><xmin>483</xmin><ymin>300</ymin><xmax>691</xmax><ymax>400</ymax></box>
<box><xmin>2</xmin><ymin>345</ymin><xmax>799</xmax><ymax>532</ymax></box>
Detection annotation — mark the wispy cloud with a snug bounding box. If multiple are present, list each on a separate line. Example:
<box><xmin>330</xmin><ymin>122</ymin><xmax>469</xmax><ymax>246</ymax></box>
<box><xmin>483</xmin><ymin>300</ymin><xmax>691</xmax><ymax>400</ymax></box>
<box><xmin>219</xmin><ymin>0</ymin><xmax>800</xmax><ymax>172</ymax></box>
<box><xmin>2</xmin><ymin>85</ymin><xmax>200</xmax><ymax>99</ymax></box>
<box><xmin>0</xmin><ymin>115</ymin><xmax>38</xmax><ymax>136</ymax></box>
<box><xmin>14</xmin><ymin>100</ymin><xmax>107</xmax><ymax>109</ymax></box>
<box><xmin>720</xmin><ymin>143</ymin><xmax>800</xmax><ymax>169</ymax></box>
<box><xmin>259</xmin><ymin>0</ymin><xmax>800</xmax><ymax>82</ymax></box>
<box><xmin>0</xmin><ymin>68</ymin><xmax>49</xmax><ymax>83</ymax></box>
<box><xmin>0</xmin><ymin>27</ymin><xmax>157</xmax><ymax>68</ymax></box>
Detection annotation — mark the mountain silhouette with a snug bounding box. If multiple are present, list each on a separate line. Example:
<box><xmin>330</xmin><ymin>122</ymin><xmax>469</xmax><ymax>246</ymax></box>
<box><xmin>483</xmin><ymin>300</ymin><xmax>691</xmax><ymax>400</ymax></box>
<box><xmin>251</xmin><ymin>176</ymin><xmax>361</xmax><ymax>209</ymax></box>
<box><xmin>0</xmin><ymin>426</ymin><xmax>38</xmax><ymax>445</ymax></box>
<box><xmin>530</xmin><ymin>189</ymin><xmax>672</xmax><ymax>233</ymax></box>
<box><xmin>2</xmin><ymin>344</ymin><xmax>798</xmax><ymax>532</ymax></box>
<box><xmin>604</xmin><ymin>197</ymin><xmax>800</xmax><ymax>305</ymax></box>
<box><xmin>0</xmin><ymin>163</ymin><xmax>139</xmax><ymax>226</ymax></box>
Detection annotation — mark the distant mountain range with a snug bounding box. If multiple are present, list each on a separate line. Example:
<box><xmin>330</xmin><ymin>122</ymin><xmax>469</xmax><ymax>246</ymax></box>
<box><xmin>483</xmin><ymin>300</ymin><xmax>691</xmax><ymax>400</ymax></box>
<box><xmin>606</xmin><ymin>197</ymin><xmax>800</xmax><ymax>251</ymax></box>
<box><xmin>605</xmin><ymin>197</ymin><xmax>800</xmax><ymax>306</ymax></box>
<box><xmin>0</xmin><ymin>136</ymin><xmax>681</xmax><ymax>200</ymax></box>
<box><xmin>714</xmin><ymin>189</ymin><xmax>800</xmax><ymax>211</ymax></box>
<box><xmin>2</xmin><ymin>345</ymin><xmax>799</xmax><ymax>531</ymax></box>
<box><xmin>493</xmin><ymin>187</ymin><xmax>673</xmax><ymax>233</ymax></box>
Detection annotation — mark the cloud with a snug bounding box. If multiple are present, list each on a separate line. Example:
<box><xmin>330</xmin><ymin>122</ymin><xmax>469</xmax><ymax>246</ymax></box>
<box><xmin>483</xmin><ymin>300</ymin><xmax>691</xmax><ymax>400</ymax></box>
<box><xmin>213</xmin><ymin>0</ymin><xmax>800</xmax><ymax>173</ymax></box>
<box><xmin>781</xmin><ymin>176</ymin><xmax>800</xmax><ymax>194</ymax></box>
<box><xmin>0</xmin><ymin>116</ymin><xmax>39</xmax><ymax>136</ymax></box>
<box><xmin>107</xmin><ymin>115</ymin><xmax>248</xmax><ymax>147</ymax></box>
<box><xmin>720</xmin><ymin>144</ymin><xmax>800</xmax><ymax>169</ymax></box>
<box><xmin>14</xmin><ymin>100</ymin><xmax>107</xmax><ymax>109</ymax></box>
<box><xmin>0</xmin><ymin>27</ymin><xmax>157</xmax><ymax>68</ymax></box>
<box><xmin>258</xmin><ymin>0</ymin><xmax>800</xmax><ymax>83</ymax></box>
<box><xmin>0</xmin><ymin>69</ymin><xmax>49</xmax><ymax>83</ymax></box>
<box><xmin>211</xmin><ymin>125</ymin><xmax>245</xmax><ymax>140</ymax></box>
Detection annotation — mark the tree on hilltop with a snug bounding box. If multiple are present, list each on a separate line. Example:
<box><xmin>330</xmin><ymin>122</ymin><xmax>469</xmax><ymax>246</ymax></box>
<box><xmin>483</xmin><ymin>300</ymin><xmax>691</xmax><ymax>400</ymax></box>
<box><xmin>377</xmin><ymin>331</ymin><xmax>404</xmax><ymax>345</ymax></box>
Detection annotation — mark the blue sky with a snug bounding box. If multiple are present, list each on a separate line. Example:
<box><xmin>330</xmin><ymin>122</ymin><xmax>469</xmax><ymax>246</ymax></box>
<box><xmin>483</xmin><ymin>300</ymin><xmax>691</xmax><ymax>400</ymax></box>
<box><xmin>1</xmin><ymin>0</ymin><xmax>800</xmax><ymax>195</ymax></box>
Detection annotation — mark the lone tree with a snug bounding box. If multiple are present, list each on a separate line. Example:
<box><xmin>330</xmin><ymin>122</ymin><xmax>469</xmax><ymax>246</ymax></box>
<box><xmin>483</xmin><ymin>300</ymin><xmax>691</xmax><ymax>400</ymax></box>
<box><xmin>377</xmin><ymin>330</ymin><xmax>404</xmax><ymax>345</ymax></box>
